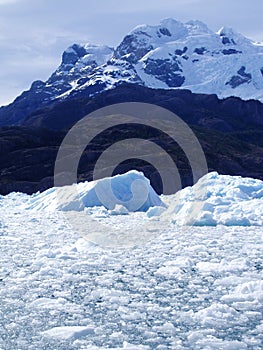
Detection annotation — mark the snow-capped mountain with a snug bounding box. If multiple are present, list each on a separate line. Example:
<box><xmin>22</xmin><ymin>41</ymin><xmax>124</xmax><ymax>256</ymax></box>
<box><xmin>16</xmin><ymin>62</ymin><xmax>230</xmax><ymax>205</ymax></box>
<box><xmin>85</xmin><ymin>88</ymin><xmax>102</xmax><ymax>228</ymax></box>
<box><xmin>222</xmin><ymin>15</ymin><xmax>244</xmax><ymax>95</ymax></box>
<box><xmin>45</xmin><ymin>18</ymin><xmax>263</xmax><ymax>102</ymax></box>
<box><xmin>0</xmin><ymin>18</ymin><xmax>263</xmax><ymax>125</ymax></box>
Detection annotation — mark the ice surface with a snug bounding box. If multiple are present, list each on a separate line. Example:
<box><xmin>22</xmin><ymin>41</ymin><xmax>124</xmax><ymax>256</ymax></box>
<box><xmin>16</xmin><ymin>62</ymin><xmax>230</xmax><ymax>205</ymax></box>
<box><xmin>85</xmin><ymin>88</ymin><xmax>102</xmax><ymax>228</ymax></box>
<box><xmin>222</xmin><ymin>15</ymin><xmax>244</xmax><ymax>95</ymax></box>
<box><xmin>0</xmin><ymin>171</ymin><xmax>262</xmax><ymax>348</ymax></box>
<box><xmin>109</xmin><ymin>204</ymin><xmax>129</xmax><ymax>216</ymax></box>
<box><xmin>221</xmin><ymin>280</ymin><xmax>263</xmax><ymax>311</ymax></box>
<box><xmin>0</xmin><ymin>200</ymin><xmax>262</xmax><ymax>349</ymax></box>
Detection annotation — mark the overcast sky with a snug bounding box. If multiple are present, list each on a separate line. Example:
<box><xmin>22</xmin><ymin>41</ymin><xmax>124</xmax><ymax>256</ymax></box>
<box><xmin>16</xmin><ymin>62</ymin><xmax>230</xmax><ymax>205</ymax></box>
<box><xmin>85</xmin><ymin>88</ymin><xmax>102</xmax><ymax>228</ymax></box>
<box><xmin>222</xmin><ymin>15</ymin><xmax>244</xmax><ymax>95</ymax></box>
<box><xmin>0</xmin><ymin>0</ymin><xmax>262</xmax><ymax>106</ymax></box>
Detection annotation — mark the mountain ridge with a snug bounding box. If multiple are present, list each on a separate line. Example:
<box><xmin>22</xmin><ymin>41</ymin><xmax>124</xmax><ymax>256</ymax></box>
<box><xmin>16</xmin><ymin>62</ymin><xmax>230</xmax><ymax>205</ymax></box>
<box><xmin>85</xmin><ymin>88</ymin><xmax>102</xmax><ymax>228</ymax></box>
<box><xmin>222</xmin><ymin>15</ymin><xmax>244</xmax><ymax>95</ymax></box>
<box><xmin>0</xmin><ymin>18</ymin><xmax>262</xmax><ymax>126</ymax></box>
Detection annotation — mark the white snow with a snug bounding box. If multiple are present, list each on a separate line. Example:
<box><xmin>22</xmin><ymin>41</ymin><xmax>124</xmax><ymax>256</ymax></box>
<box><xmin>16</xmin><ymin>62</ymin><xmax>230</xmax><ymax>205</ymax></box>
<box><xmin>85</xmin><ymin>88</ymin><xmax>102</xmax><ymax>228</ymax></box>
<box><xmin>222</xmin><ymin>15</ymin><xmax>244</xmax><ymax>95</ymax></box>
<box><xmin>0</xmin><ymin>170</ymin><xmax>262</xmax><ymax>349</ymax></box>
<box><xmin>136</xmin><ymin>30</ymin><xmax>263</xmax><ymax>101</ymax></box>
<box><xmin>129</xmin><ymin>19</ymin><xmax>263</xmax><ymax>101</ymax></box>
<box><xmin>81</xmin><ymin>44</ymin><xmax>113</xmax><ymax>66</ymax></box>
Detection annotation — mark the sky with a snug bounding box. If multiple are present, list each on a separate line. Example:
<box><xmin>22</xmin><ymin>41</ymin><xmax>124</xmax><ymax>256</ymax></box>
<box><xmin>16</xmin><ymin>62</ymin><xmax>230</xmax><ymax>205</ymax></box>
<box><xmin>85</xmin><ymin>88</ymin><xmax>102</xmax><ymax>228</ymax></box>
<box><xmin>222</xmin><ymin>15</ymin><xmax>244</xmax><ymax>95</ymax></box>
<box><xmin>0</xmin><ymin>0</ymin><xmax>262</xmax><ymax>107</ymax></box>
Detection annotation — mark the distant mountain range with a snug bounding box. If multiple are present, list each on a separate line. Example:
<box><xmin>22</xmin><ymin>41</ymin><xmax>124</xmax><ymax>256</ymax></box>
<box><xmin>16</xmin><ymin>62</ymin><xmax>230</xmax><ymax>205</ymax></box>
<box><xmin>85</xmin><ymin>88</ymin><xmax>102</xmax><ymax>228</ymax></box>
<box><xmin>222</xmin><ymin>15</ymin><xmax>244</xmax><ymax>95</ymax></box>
<box><xmin>0</xmin><ymin>18</ymin><xmax>262</xmax><ymax>195</ymax></box>
<box><xmin>0</xmin><ymin>18</ymin><xmax>263</xmax><ymax>126</ymax></box>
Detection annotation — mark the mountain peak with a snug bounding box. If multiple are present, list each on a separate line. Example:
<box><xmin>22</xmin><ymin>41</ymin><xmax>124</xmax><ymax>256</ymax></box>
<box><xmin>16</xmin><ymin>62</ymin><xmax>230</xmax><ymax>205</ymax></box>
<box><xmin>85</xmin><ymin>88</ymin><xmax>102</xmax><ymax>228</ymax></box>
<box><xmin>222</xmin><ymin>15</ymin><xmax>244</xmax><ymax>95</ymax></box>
<box><xmin>0</xmin><ymin>18</ymin><xmax>263</xmax><ymax>125</ymax></box>
<box><xmin>218</xmin><ymin>26</ymin><xmax>237</xmax><ymax>37</ymax></box>
<box><xmin>61</xmin><ymin>43</ymin><xmax>113</xmax><ymax>66</ymax></box>
<box><xmin>185</xmin><ymin>20</ymin><xmax>213</xmax><ymax>35</ymax></box>
<box><xmin>216</xmin><ymin>26</ymin><xmax>252</xmax><ymax>46</ymax></box>
<box><xmin>130</xmin><ymin>18</ymin><xmax>213</xmax><ymax>40</ymax></box>
<box><xmin>130</xmin><ymin>18</ymin><xmax>188</xmax><ymax>40</ymax></box>
<box><xmin>62</xmin><ymin>43</ymin><xmax>87</xmax><ymax>65</ymax></box>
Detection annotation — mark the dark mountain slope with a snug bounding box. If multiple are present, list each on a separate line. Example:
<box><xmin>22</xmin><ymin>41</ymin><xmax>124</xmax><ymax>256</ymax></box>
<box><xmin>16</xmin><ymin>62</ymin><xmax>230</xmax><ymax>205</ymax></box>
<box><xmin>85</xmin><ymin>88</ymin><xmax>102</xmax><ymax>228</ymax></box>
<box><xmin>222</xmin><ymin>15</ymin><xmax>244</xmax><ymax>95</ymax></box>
<box><xmin>0</xmin><ymin>85</ymin><xmax>262</xmax><ymax>195</ymax></box>
<box><xmin>21</xmin><ymin>84</ymin><xmax>263</xmax><ymax>134</ymax></box>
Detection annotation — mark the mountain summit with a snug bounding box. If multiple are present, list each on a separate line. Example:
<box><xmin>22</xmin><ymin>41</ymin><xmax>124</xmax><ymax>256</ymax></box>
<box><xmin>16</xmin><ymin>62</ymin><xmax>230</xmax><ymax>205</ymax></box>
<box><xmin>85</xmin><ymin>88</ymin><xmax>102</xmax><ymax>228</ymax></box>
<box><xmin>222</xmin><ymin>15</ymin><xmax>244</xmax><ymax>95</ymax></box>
<box><xmin>0</xmin><ymin>18</ymin><xmax>263</xmax><ymax>125</ymax></box>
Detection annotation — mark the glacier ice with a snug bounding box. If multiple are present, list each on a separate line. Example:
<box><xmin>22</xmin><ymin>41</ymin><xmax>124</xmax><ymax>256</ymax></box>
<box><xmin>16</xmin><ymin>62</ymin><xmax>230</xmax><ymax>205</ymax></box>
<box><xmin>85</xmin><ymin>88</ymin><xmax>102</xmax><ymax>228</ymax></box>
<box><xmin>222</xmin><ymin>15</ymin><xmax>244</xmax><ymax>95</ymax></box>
<box><xmin>20</xmin><ymin>170</ymin><xmax>263</xmax><ymax>227</ymax></box>
<box><xmin>161</xmin><ymin>171</ymin><xmax>263</xmax><ymax>226</ymax></box>
<box><xmin>26</xmin><ymin>170</ymin><xmax>164</xmax><ymax>212</ymax></box>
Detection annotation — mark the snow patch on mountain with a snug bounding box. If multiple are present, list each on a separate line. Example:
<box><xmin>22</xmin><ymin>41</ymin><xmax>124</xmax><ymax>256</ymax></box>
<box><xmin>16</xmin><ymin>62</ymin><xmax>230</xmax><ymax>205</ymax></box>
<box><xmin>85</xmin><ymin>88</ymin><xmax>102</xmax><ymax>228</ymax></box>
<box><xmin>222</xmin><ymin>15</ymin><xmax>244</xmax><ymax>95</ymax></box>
<box><xmin>16</xmin><ymin>18</ymin><xmax>263</xmax><ymax>105</ymax></box>
<box><xmin>80</xmin><ymin>19</ymin><xmax>263</xmax><ymax>101</ymax></box>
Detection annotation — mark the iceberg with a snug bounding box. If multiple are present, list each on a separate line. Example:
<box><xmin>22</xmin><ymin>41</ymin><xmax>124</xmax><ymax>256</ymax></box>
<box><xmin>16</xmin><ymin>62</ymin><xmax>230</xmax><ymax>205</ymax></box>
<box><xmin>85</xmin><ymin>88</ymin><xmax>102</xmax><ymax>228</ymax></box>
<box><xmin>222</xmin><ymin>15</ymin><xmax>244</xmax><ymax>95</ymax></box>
<box><xmin>161</xmin><ymin>172</ymin><xmax>263</xmax><ymax>226</ymax></box>
<box><xmin>24</xmin><ymin>170</ymin><xmax>263</xmax><ymax>226</ymax></box>
<box><xmin>27</xmin><ymin>170</ymin><xmax>164</xmax><ymax>212</ymax></box>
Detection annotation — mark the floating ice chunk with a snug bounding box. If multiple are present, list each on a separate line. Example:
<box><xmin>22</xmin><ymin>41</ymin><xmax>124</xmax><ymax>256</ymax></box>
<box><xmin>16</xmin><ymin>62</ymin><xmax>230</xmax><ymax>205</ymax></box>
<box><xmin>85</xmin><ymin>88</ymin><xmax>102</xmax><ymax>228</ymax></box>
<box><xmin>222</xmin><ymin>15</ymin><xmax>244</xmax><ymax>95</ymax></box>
<box><xmin>42</xmin><ymin>325</ymin><xmax>95</xmax><ymax>340</ymax></box>
<box><xmin>109</xmin><ymin>204</ymin><xmax>129</xmax><ymax>215</ymax></box>
<box><xmin>164</xmin><ymin>256</ymin><xmax>194</xmax><ymax>268</ymax></box>
<box><xmin>146</xmin><ymin>205</ymin><xmax>167</xmax><ymax>217</ymax></box>
<box><xmin>27</xmin><ymin>171</ymin><xmax>163</xmax><ymax>212</ymax></box>
<box><xmin>29</xmin><ymin>297</ymin><xmax>67</xmax><ymax>309</ymax></box>
<box><xmin>194</xmin><ymin>303</ymin><xmax>248</xmax><ymax>328</ymax></box>
<box><xmin>155</xmin><ymin>264</ymin><xmax>183</xmax><ymax>277</ymax></box>
<box><xmin>123</xmin><ymin>342</ymin><xmax>150</xmax><ymax>349</ymax></box>
<box><xmin>221</xmin><ymin>280</ymin><xmax>263</xmax><ymax>310</ymax></box>
<box><xmin>192</xmin><ymin>210</ymin><xmax>217</xmax><ymax>226</ymax></box>
<box><xmin>187</xmin><ymin>328</ymin><xmax>248</xmax><ymax>349</ymax></box>
<box><xmin>162</xmin><ymin>172</ymin><xmax>263</xmax><ymax>226</ymax></box>
<box><xmin>197</xmin><ymin>257</ymin><xmax>250</xmax><ymax>273</ymax></box>
<box><xmin>84</xmin><ymin>342</ymin><xmax>150</xmax><ymax>349</ymax></box>
<box><xmin>188</xmin><ymin>333</ymin><xmax>248</xmax><ymax>350</ymax></box>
